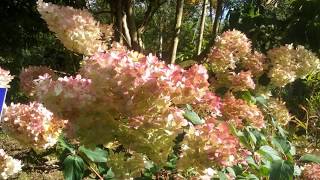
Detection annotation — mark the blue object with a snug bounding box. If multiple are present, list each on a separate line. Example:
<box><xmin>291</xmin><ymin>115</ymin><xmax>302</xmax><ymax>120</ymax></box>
<box><xmin>0</xmin><ymin>88</ymin><xmax>7</xmax><ymax>118</ymax></box>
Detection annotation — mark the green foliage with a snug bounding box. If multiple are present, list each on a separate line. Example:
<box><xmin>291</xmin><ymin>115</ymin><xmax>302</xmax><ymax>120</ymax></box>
<box><xmin>300</xmin><ymin>154</ymin><xmax>320</xmax><ymax>164</ymax></box>
<box><xmin>63</xmin><ymin>155</ymin><xmax>85</xmax><ymax>180</ymax></box>
<box><xmin>183</xmin><ymin>104</ymin><xmax>205</xmax><ymax>125</ymax></box>
<box><xmin>269</xmin><ymin>160</ymin><xmax>294</xmax><ymax>180</ymax></box>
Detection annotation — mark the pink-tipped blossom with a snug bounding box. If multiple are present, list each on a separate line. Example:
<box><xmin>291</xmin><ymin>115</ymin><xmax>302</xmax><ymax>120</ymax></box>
<box><xmin>19</xmin><ymin>66</ymin><xmax>56</xmax><ymax>96</ymax></box>
<box><xmin>2</xmin><ymin>102</ymin><xmax>67</xmax><ymax>150</ymax></box>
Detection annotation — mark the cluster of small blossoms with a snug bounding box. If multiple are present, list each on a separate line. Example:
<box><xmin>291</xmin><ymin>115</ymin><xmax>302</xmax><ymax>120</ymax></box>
<box><xmin>221</xmin><ymin>94</ymin><xmax>265</xmax><ymax>129</ymax></box>
<box><xmin>0</xmin><ymin>149</ymin><xmax>22</xmax><ymax>180</ymax></box>
<box><xmin>302</xmin><ymin>163</ymin><xmax>320</xmax><ymax>180</ymax></box>
<box><xmin>267</xmin><ymin>44</ymin><xmax>320</xmax><ymax>87</ymax></box>
<box><xmin>0</xmin><ymin>68</ymin><xmax>13</xmax><ymax>88</ymax></box>
<box><xmin>2</xmin><ymin>102</ymin><xmax>67</xmax><ymax>151</ymax></box>
<box><xmin>34</xmin><ymin>49</ymin><xmax>213</xmax><ymax>165</ymax></box>
<box><xmin>207</xmin><ymin>30</ymin><xmax>267</xmax><ymax>92</ymax></box>
<box><xmin>37</xmin><ymin>0</ymin><xmax>113</xmax><ymax>55</ymax></box>
<box><xmin>178</xmin><ymin>118</ymin><xmax>250</xmax><ymax>175</ymax></box>
<box><xmin>213</xmin><ymin>71</ymin><xmax>255</xmax><ymax>91</ymax></box>
<box><xmin>207</xmin><ymin>30</ymin><xmax>251</xmax><ymax>72</ymax></box>
<box><xmin>19</xmin><ymin>66</ymin><xmax>56</xmax><ymax>96</ymax></box>
<box><xmin>267</xmin><ymin>98</ymin><xmax>291</xmax><ymax>125</ymax></box>
<box><xmin>241</xmin><ymin>51</ymin><xmax>267</xmax><ymax>77</ymax></box>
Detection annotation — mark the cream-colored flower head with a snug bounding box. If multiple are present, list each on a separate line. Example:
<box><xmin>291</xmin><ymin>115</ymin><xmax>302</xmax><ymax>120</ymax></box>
<box><xmin>0</xmin><ymin>149</ymin><xmax>22</xmax><ymax>179</ymax></box>
<box><xmin>37</xmin><ymin>0</ymin><xmax>113</xmax><ymax>55</ymax></box>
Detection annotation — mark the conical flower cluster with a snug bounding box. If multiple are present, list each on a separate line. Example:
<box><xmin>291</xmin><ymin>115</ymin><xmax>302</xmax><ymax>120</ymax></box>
<box><xmin>37</xmin><ymin>0</ymin><xmax>113</xmax><ymax>55</ymax></box>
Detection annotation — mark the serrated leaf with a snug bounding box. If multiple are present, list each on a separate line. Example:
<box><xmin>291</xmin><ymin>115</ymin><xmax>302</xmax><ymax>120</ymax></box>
<box><xmin>272</xmin><ymin>136</ymin><xmax>291</xmax><ymax>155</ymax></box>
<box><xmin>269</xmin><ymin>160</ymin><xmax>294</xmax><ymax>180</ymax></box>
<box><xmin>183</xmin><ymin>110</ymin><xmax>205</xmax><ymax>125</ymax></box>
<box><xmin>63</xmin><ymin>155</ymin><xmax>85</xmax><ymax>180</ymax></box>
<box><xmin>79</xmin><ymin>146</ymin><xmax>108</xmax><ymax>163</ymax></box>
<box><xmin>258</xmin><ymin>145</ymin><xmax>282</xmax><ymax>161</ymax></box>
<box><xmin>300</xmin><ymin>154</ymin><xmax>320</xmax><ymax>164</ymax></box>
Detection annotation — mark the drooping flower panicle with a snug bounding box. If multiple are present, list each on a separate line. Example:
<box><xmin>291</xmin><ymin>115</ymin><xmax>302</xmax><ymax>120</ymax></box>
<box><xmin>37</xmin><ymin>0</ymin><xmax>113</xmax><ymax>55</ymax></box>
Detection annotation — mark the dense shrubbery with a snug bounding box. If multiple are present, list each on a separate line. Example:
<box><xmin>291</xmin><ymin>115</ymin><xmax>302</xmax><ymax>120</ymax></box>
<box><xmin>1</xmin><ymin>1</ymin><xmax>320</xmax><ymax>179</ymax></box>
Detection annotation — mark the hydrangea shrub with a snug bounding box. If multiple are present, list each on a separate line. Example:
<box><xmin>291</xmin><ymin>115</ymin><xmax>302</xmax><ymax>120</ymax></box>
<box><xmin>0</xmin><ymin>1</ymin><xmax>320</xmax><ymax>179</ymax></box>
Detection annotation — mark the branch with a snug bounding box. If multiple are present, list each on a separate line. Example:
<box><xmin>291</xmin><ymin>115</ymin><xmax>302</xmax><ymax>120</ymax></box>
<box><xmin>137</xmin><ymin>0</ymin><xmax>167</xmax><ymax>34</ymax></box>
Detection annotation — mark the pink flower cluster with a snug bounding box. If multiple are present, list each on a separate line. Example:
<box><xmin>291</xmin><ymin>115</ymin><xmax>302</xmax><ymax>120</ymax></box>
<box><xmin>35</xmin><ymin>74</ymin><xmax>94</xmax><ymax>120</ymax></box>
<box><xmin>0</xmin><ymin>68</ymin><xmax>13</xmax><ymax>88</ymax></box>
<box><xmin>207</xmin><ymin>30</ymin><xmax>267</xmax><ymax>91</ymax></box>
<box><xmin>302</xmin><ymin>163</ymin><xmax>320</xmax><ymax>180</ymax></box>
<box><xmin>178</xmin><ymin>118</ymin><xmax>250</xmax><ymax>174</ymax></box>
<box><xmin>34</xmin><ymin>50</ymin><xmax>215</xmax><ymax>165</ymax></box>
<box><xmin>208</xmin><ymin>30</ymin><xmax>251</xmax><ymax>72</ymax></box>
<box><xmin>79</xmin><ymin>51</ymin><xmax>210</xmax><ymax>117</ymax></box>
<box><xmin>221</xmin><ymin>94</ymin><xmax>265</xmax><ymax>129</ymax></box>
<box><xmin>19</xmin><ymin>66</ymin><xmax>56</xmax><ymax>96</ymax></box>
<box><xmin>2</xmin><ymin>102</ymin><xmax>67</xmax><ymax>151</ymax></box>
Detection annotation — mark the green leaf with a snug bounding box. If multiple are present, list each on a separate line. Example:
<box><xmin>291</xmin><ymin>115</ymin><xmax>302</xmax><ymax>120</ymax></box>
<box><xmin>258</xmin><ymin>145</ymin><xmax>282</xmax><ymax>161</ymax></box>
<box><xmin>57</xmin><ymin>135</ymin><xmax>75</xmax><ymax>153</ymax></box>
<box><xmin>63</xmin><ymin>155</ymin><xmax>85</xmax><ymax>180</ymax></box>
<box><xmin>218</xmin><ymin>171</ymin><xmax>228</xmax><ymax>180</ymax></box>
<box><xmin>259</xmin><ymin>165</ymin><xmax>270</xmax><ymax>176</ymax></box>
<box><xmin>183</xmin><ymin>109</ymin><xmax>205</xmax><ymax>125</ymax></box>
<box><xmin>269</xmin><ymin>160</ymin><xmax>294</xmax><ymax>180</ymax></box>
<box><xmin>246</xmin><ymin>156</ymin><xmax>258</xmax><ymax>169</ymax></box>
<box><xmin>237</xmin><ymin>91</ymin><xmax>256</xmax><ymax>104</ymax></box>
<box><xmin>255</xmin><ymin>96</ymin><xmax>267</xmax><ymax>106</ymax></box>
<box><xmin>246</xmin><ymin>174</ymin><xmax>259</xmax><ymax>180</ymax></box>
<box><xmin>226</xmin><ymin>167</ymin><xmax>236</xmax><ymax>177</ymax></box>
<box><xmin>79</xmin><ymin>146</ymin><xmax>108</xmax><ymax>163</ymax></box>
<box><xmin>103</xmin><ymin>168</ymin><xmax>115</xmax><ymax>180</ymax></box>
<box><xmin>300</xmin><ymin>154</ymin><xmax>320</xmax><ymax>164</ymax></box>
<box><xmin>272</xmin><ymin>136</ymin><xmax>291</xmax><ymax>155</ymax></box>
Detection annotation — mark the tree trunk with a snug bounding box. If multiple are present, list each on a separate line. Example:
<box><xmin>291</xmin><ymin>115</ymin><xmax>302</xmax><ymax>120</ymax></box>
<box><xmin>169</xmin><ymin>0</ymin><xmax>184</xmax><ymax>64</ymax></box>
<box><xmin>124</xmin><ymin>0</ymin><xmax>140</xmax><ymax>50</ymax></box>
<box><xmin>212</xmin><ymin>0</ymin><xmax>223</xmax><ymax>39</ymax></box>
<box><xmin>159</xmin><ymin>16</ymin><xmax>163</xmax><ymax>59</ymax></box>
<box><xmin>191</xmin><ymin>0</ymin><xmax>223</xmax><ymax>63</ymax></box>
<box><xmin>122</xmin><ymin>14</ymin><xmax>132</xmax><ymax>47</ymax></box>
<box><xmin>197</xmin><ymin>0</ymin><xmax>208</xmax><ymax>55</ymax></box>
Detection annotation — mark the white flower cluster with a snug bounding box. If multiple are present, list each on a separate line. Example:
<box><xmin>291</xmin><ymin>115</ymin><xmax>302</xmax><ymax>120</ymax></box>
<box><xmin>0</xmin><ymin>149</ymin><xmax>22</xmax><ymax>180</ymax></box>
<box><xmin>268</xmin><ymin>44</ymin><xmax>320</xmax><ymax>87</ymax></box>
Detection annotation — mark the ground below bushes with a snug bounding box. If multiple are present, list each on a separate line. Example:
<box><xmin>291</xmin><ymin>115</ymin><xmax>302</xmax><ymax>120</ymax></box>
<box><xmin>0</xmin><ymin>129</ymin><xmax>63</xmax><ymax>180</ymax></box>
